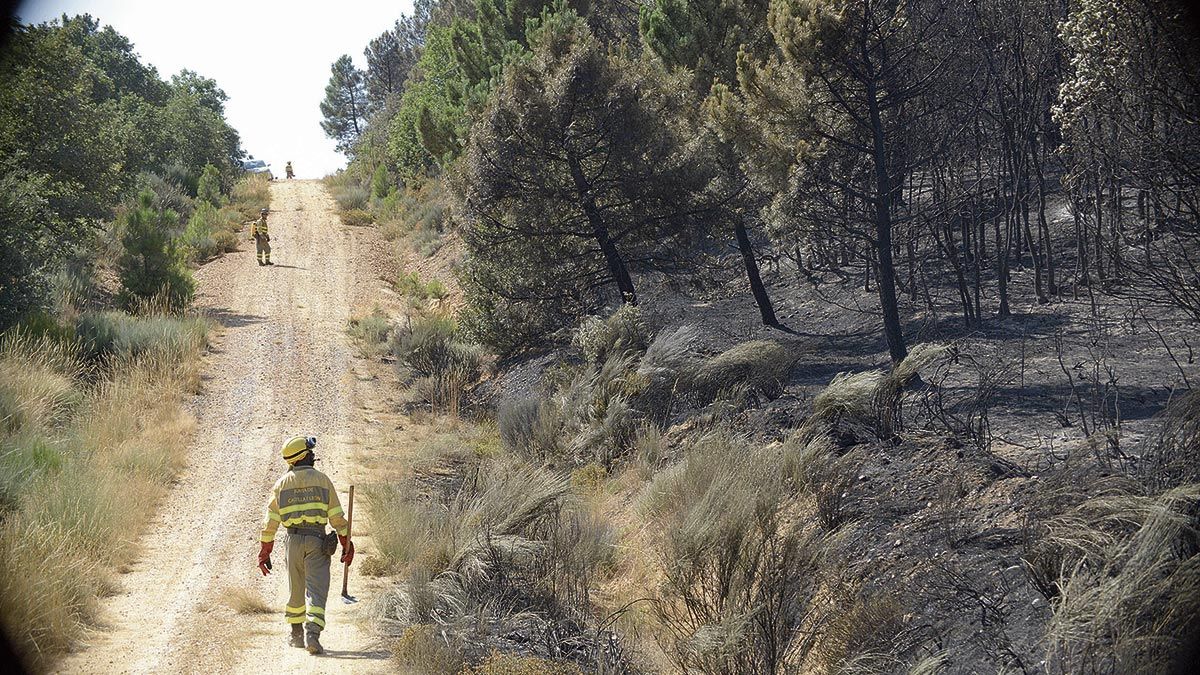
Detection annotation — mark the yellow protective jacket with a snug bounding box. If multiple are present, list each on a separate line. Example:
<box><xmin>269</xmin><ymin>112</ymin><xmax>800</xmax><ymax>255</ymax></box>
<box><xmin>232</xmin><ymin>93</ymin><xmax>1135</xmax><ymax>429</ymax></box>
<box><xmin>260</xmin><ymin>466</ymin><xmax>349</xmax><ymax>543</ymax></box>
<box><xmin>252</xmin><ymin>216</ymin><xmax>269</xmax><ymax>238</ymax></box>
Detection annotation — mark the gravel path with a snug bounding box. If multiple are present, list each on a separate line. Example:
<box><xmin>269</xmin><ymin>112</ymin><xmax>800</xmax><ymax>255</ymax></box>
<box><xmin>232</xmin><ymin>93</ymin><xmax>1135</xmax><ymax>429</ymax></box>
<box><xmin>54</xmin><ymin>180</ymin><xmax>391</xmax><ymax>674</ymax></box>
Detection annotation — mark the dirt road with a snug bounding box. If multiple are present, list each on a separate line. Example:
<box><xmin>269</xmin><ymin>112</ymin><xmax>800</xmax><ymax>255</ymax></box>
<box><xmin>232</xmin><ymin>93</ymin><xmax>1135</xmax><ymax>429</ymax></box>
<box><xmin>56</xmin><ymin>180</ymin><xmax>391</xmax><ymax>674</ymax></box>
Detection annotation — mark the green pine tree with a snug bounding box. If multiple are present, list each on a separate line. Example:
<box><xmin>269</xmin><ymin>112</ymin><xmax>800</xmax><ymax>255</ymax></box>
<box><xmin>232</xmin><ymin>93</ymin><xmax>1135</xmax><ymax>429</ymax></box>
<box><xmin>117</xmin><ymin>192</ymin><xmax>194</xmax><ymax>312</ymax></box>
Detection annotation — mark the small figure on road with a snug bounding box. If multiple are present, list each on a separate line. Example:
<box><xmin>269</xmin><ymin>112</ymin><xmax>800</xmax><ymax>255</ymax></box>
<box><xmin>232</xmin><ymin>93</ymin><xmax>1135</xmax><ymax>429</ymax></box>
<box><xmin>251</xmin><ymin>207</ymin><xmax>272</xmax><ymax>266</ymax></box>
<box><xmin>285</xmin><ymin>161</ymin><xmax>294</xmax><ymax>180</ymax></box>
<box><xmin>257</xmin><ymin>436</ymin><xmax>355</xmax><ymax>655</ymax></box>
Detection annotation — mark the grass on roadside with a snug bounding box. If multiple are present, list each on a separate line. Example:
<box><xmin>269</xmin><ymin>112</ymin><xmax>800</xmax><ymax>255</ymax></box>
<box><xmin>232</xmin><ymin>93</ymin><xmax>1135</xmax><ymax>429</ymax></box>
<box><xmin>0</xmin><ymin>314</ymin><xmax>208</xmax><ymax>667</ymax></box>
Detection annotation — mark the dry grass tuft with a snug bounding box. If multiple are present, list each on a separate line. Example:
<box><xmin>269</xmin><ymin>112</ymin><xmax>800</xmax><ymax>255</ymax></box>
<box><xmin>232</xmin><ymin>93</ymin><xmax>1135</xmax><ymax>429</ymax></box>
<box><xmin>392</xmin><ymin>624</ymin><xmax>464</xmax><ymax>674</ymax></box>
<box><xmin>468</xmin><ymin>651</ymin><xmax>583</xmax><ymax>674</ymax></box>
<box><xmin>693</xmin><ymin>339</ymin><xmax>796</xmax><ymax>400</ymax></box>
<box><xmin>222</xmin><ymin>587</ymin><xmax>273</xmax><ymax>615</ymax></box>
<box><xmin>1044</xmin><ymin>483</ymin><xmax>1200</xmax><ymax>673</ymax></box>
<box><xmin>230</xmin><ymin>173</ymin><xmax>271</xmax><ymax>220</ymax></box>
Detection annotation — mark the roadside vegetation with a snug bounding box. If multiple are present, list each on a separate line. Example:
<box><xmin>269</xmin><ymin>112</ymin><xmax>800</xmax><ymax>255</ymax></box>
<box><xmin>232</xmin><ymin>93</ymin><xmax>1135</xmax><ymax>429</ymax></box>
<box><xmin>330</xmin><ymin>0</ymin><xmax>1200</xmax><ymax>672</ymax></box>
<box><xmin>0</xmin><ymin>13</ymin><xmax>262</xmax><ymax>669</ymax></box>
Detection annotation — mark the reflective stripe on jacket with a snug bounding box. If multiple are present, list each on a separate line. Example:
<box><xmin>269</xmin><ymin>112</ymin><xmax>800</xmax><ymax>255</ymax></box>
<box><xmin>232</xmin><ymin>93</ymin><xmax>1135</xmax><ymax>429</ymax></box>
<box><xmin>253</xmin><ymin>217</ymin><xmax>269</xmax><ymax>236</ymax></box>
<box><xmin>260</xmin><ymin>466</ymin><xmax>348</xmax><ymax>542</ymax></box>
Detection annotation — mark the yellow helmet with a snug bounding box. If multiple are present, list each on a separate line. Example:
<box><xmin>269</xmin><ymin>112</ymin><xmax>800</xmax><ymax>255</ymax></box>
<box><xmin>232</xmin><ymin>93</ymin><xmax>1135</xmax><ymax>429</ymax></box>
<box><xmin>281</xmin><ymin>436</ymin><xmax>316</xmax><ymax>465</ymax></box>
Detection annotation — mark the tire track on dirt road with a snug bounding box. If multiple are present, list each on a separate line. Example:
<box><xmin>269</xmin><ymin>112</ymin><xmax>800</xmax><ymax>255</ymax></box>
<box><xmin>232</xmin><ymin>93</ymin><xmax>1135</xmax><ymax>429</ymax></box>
<box><xmin>54</xmin><ymin>180</ymin><xmax>390</xmax><ymax>674</ymax></box>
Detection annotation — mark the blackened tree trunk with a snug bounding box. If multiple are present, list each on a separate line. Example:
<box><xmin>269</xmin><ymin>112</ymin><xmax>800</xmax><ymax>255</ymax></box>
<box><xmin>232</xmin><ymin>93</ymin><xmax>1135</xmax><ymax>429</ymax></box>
<box><xmin>734</xmin><ymin>215</ymin><xmax>779</xmax><ymax>327</ymax></box>
<box><xmin>568</xmin><ymin>153</ymin><xmax>638</xmax><ymax>304</ymax></box>
<box><xmin>866</xmin><ymin>76</ymin><xmax>908</xmax><ymax>363</ymax></box>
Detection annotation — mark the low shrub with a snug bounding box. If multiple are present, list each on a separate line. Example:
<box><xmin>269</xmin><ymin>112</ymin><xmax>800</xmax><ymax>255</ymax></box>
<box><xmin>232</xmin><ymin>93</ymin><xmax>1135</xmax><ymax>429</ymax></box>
<box><xmin>646</xmin><ymin>430</ymin><xmax>830</xmax><ymax>673</ymax></box>
<box><xmin>782</xmin><ymin>429</ymin><xmax>860</xmax><ymax>530</ymax></box>
<box><xmin>394</xmin><ymin>272</ymin><xmax>448</xmax><ymax>302</ymax></box>
<box><xmin>572</xmin><ymin>304</ymin><xmax>650</xmax><ymax>365</ymax></box>
<box><xmin>469</xmin><ymin>652</ymin><xmax>583</xmax><ymax>674</ymax></box>
<box><xmin>693</xmin><ymin>339</ymin><xmax>796</xmax><ymax>401</ymax></box>
<box><xmin>813</xmin><ymin>342</ymin><xmax>948</xmax><ymax>437</ymax></box>
<box><xmin>1139</xmin><ymin>389</ymin><xmax>1200</xmax><ymax>489</ymax></box>
<box><xmin>391</xmin><ymin>315</ymin><xmax>486</xmax><ymax>416</ymax></box>
<box><xmin>0</xmin><ymin>334</ymin><xmax>82</xmax><ymax>435</ymax></box>
<box><xmin>341</xmin><ymin>208</ymin><xmax>374</xmax><ymax>227</ymax></box>
<box><xmin>222</xmin><ymin>587</ymin><xmax>273</xmax><ymax>615</ymax></box>
<box><xmin>392</xmin><ymin>624</ymin><xmax>463</xmax><ymax>674</ymax></box>
<box><xmin>1044</xmin><ymin>483</ymin><xmax>1200</xmax><ymax>672</ymax></box>
<box><xmin>0</xmin><ymin>328</ymin><xmax>203</xmax><ymax>666</ymax></box>
<box><xmin>348</xmin><ymin>308</ymin><xmax>392</xmax><ymax>358</ymax></box>
<box><xmin>334</xmin><ymin>185</ymin><xmax>370</xmax><ymax>212</ymax></box>
<box><xmin>135</xmin><ymin>171</ymin><xmax>195</xmax><ymax>222</ymax></box>
<box><xmin>230</xmin><ymin>173</ymin><xmax>271</xmax><ymax>220</ymax></box>
<box><xmin>181</xmin><ymin>202</ymin><xmax>228</xmax><ymax>262</ymax></box>
<box><xmin>75</xmin><ymin>311</ymin><xmax>208</xmax><ymax>363</ymax></box>
<box><xmin>570</xmin><ymin>462</ymin><xmax>608</xmax><ymax>493</ymax></box>
<box><xmin>371</xmin><ymin>165</ymin><xmax>393</xmax><ymax>201</ymax></box>
<box><xmin>411</xmin><ymin>227</ymin><xmax>445</xmax><ymax>257</ymax></box>
<box><xmin>196</xmin><ymin>163</ymin><xmax>223</xmax><ymax>207</ymax></box>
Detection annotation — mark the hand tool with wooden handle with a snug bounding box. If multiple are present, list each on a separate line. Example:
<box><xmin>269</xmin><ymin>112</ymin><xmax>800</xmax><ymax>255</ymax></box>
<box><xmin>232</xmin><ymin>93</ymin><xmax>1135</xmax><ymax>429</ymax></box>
<box><xmin>341</xmin><ymin>484</ymin><xmax>357</xmax><ymax>603</ymax></box>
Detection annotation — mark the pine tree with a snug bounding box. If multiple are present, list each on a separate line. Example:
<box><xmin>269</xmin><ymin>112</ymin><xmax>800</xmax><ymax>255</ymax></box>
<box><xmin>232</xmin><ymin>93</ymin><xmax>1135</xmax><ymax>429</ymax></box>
<box><xmin>641</xmin><ymin>0</ymin><xmax>780</xmax><ymax>328</ymax></box>
<box><xmin>196</xmin><ymin>163</ymin><xmax>222</xmax><ymax>207</ymax></box>
<box><xmin>320</xmin><ymin>55</ymin><xmax>367</xmax><ymax>155</ymax></box>
<box><xmin>117</xmin><ymin>192</ymin><xmax>194</xmax><ymax>311</ymax></box>
<box><xmin>456</xmin><ymin>12</ymin><xmax>720</xmax><ymax>353</ymax></box>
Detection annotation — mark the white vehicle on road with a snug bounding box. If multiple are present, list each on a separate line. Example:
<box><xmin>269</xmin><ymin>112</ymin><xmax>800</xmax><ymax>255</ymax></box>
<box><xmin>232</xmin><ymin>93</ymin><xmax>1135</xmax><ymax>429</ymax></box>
<box><xmin>241</xmin><ymin>158</ymin><xmax>274</xmax><ymax>180</ymax></box>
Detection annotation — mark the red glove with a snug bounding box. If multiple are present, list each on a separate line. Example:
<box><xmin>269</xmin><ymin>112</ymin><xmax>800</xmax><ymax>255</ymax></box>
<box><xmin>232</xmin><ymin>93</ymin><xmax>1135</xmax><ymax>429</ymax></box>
<box><xmin>338</xmin><ymin>535</ymin><xmax>354</xmax><ymax>566</ymax></box>
<box><xmin>258</xmin><ymin>541</ymin><xmax>273</xmax><ymax>576</ymax></box>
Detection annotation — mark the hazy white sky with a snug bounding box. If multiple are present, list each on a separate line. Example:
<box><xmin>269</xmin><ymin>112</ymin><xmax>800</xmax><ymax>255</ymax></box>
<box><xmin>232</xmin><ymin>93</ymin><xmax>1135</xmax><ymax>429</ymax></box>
<box><xmin>17</xmin><ymin>0</ymin><xmax>412</xmax><ymax>178</ymax></box>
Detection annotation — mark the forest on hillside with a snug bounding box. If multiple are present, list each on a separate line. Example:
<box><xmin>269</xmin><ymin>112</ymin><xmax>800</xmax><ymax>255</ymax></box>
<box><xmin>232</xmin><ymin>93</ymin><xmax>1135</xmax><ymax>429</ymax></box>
<box><xmin>0</xmin><ymin>14</ymin><xmax>255</xmax><ymax>328</ymax></box>
<box><xmin>0</xmin><ymin>14</ymin><xmax>273</xmax><ymax>668</ymax></box>
<box><xmin>323</xmin><ymin>1</ymin><xmax>1200</xmax><ymax>673</ymax></box>
<box><xmin>324</xmin><ymin>0</ymin><xmax>1199</xmax><ymax>358</ymax></box>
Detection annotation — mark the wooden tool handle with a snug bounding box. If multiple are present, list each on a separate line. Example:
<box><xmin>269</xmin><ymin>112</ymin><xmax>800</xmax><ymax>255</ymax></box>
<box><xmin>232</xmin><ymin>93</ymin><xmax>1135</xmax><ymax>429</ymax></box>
<box><xmin>341</xmin><ymin>485</ymin><xmax>354</xmax><ymax>596</ymax></box>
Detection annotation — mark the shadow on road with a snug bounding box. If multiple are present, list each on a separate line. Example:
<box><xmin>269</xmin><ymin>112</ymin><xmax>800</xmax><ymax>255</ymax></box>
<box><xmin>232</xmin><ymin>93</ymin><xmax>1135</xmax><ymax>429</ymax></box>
<box><xmin>316</xmin><ymin>648</ymin><xmax>391</xmax><ymax>661</ymax></box>
<box><xmin>201</xmin><ymin>308</ymin><xmax>266</xmax><ymax>329</ymax></box>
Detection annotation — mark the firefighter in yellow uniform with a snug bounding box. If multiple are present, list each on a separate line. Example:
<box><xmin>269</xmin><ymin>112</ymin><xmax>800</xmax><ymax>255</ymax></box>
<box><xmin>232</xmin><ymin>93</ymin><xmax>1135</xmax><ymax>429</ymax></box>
<box><xmin>257</xmin><ymin>436</ymin><xmax>354</xmax><ymax>655</ymax></box>
<box><xmin>251</xmin><ymin>207</ymin><xmax>272</xmax><ymax>266</ymax></box>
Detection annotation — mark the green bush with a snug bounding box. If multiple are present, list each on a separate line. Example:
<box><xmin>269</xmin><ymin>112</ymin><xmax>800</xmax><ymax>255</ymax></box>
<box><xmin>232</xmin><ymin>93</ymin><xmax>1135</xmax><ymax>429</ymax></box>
<box><xmin>180</xmin><ymin>201</ymin><xmax>225</xmax><ymax>262</ymax></box>
<box><xmin>74</xmin><ymin>312</ymin><xmax>208</xmax><ymax>362</ymax></box>
<box><xmin>116</xmin><ymin>193</ymin><xmax>194</xmax><ymax>312</ymax></box>
<box><xmin>230</xmin><ymin>173</ymin><xmax>271</xmax><ymax>220</ymax></box>
<box><xmin>16</xmin><ymin>310</ymin><xmax>76</xmax><ymax>345</ymax></box>
<box><xmin>196</xmin><ymin>163</ymin><xmax>223</xmax><ymax>207</ymax></box>
<box><xmin>135</xmin><ymin>172</ymin><xmax>195</xmax><ymax>223</ymax></box>
<box><xmin>394</xmin><ymin>272</ymin><xmax>447</xmax><ymax>302</ymax></box>
<box><xmin>334</xmin><ymin>185</ymin><xmax>369</xmax><ymax>211</ymax></box>
<box><xmin>371</xmin><ymin>164</ymin><xmax>392</xmax><ymax>200</ymax></box>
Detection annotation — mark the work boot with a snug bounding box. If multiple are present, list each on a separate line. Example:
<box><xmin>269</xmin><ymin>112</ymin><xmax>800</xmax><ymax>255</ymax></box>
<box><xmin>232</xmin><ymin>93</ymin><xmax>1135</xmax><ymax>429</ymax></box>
<box><xmin>258</xmin><ymin>260</ymin><xmax>265</xmax><ymax>266</ymax></box>
<box><xmin>265</xmin><ymin>260</ymin><xmax>274</xmax><ymax>266</ymax></box>
<box><xmin>288</xmin><ymin>624</ymin><xmax>305</xmax><ymax>648</ymax></box>
<box><xmin>305</xmin><ymin>631</ymin><xmax>324</xmax><ymax>655</ymax></box>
